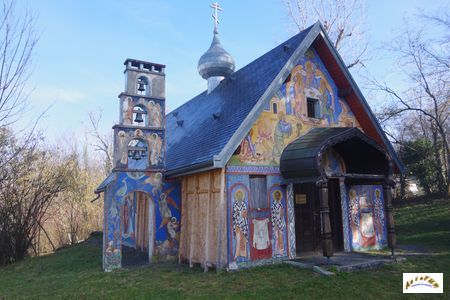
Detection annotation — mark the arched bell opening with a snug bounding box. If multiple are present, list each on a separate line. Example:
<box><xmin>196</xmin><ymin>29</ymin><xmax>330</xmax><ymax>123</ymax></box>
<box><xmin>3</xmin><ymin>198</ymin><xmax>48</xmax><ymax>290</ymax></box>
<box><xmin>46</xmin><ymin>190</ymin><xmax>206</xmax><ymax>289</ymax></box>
<box><xmin>127</xmin><ymin>139</ymin><xmax>148</xmax><ymax>170</ymax></box>
<box><xmin>136</xmin><ymin>76</ymin><xmax>151</xmax><ymax>96</ymax></box>
<box><xmin>121</xmin><ymin>191</ymin><xmax>155</xmax><ymax>267</ymax></box>
<box><xmin>132</xmin><ymin>105</ymin><xmax>148</xmax><ymax>127</ymax></box>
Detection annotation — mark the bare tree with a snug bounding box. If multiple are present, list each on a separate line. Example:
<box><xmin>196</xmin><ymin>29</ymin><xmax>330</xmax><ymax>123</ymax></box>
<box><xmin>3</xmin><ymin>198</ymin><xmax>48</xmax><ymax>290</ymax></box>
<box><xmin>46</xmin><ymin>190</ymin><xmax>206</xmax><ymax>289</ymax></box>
<box><xmin>0</xmin><ymin>0</ymin><xmax>37</xmax><ymax>128</ymax></box>
<box><xmin>42</xmin><ymin>139</ymin><xmax>104</xmax><ymax>251</ymax></box>
<box><xmin>0</xmin><ymin>129</ymin><xmax>72</xmax><ymax>265</ymax></box>
<box><xmin>284</xmin><ymin>0</ymin><xmax>368</xmax><ymax>69</ymax></box>
<box><xmin>375</xmin><ymin>12</ymin><xmax>449</xmax><ymax>195</ymax></box>
<box><xmin>88</xmin><ymin>111</ymin><xmax>113</xmax><ymax>175</ymax></box>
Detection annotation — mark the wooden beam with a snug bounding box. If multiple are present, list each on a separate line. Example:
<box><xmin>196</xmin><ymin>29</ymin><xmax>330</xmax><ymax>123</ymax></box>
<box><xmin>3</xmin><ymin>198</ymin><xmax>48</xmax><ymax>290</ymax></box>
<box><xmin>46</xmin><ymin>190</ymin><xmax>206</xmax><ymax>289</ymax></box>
<box><xmin>383</xmin><ymin>184</ymin><xmax>396</xmax><ymax>256</ymax></box>
<box><xmin>317</xmin><ymin>180</ymin><xmax>333</xmax><ymax>258</ymax></box>
<box><xmin>338</xmin><ymin>86</ymin><xmax>352</xmax><ymax>98</ymax></box>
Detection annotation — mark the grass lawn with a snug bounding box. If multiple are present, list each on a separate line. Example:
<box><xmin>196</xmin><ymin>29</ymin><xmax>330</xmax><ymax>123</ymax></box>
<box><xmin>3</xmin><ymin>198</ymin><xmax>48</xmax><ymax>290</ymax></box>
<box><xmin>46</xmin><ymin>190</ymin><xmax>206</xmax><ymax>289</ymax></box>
<box><xmin>0</xmin><ymin>199</ymin><xmax>449</xmax><ymax>299</ymax></box>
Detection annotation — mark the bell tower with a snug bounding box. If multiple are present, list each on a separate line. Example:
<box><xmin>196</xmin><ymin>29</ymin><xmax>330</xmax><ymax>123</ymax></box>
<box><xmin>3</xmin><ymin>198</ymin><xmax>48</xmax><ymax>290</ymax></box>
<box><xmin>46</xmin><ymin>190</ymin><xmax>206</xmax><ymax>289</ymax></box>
<box><xmin>112</xmin><ymin>58</ymin><xmax>166</xmax><ymax>172</ymax></box>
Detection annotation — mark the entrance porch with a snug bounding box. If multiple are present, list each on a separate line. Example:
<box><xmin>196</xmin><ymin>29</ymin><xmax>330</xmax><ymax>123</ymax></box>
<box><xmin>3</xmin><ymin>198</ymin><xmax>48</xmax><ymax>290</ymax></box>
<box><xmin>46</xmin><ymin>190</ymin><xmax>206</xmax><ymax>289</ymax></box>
<box><xmin>280</xmin><ymin>127</ymin><xmax>397</xmax><ymax>259</ymax></box>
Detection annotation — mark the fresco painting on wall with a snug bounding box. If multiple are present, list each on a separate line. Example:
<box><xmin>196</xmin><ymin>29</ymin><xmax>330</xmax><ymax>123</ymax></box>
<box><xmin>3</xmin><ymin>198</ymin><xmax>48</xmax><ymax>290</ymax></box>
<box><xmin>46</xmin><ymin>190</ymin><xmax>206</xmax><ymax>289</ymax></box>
<box><xmin>122</xmin><ymin>96</ymin><xmax>164</xmax><ymax>128</ymax></box>
<box><xmin>227</xmin><ymin>172</ymin><xmax>290</xmax><ymax>267</ymax></box>
<box><xmin>122</xmin><ymin>194</ymin><xmax>135</xmax><ymax>247</ymax></box>
<box><xmin>271</xmin><ymin>188</ymin><xmax>286</xmax><ymax>257</ymax></box>
<box><xmin>347</xmin><ymin>185</ymin><xmax>387</xmax><ymax>251</ymax></box>
<box><xmin>229</xmin><ymin>48</ymin><xmax>359</xmax><ymax>167</ymax></box>
<box><xmin>232</xmin><ymin>186</ymin><xmax>249</xmax><ymax>262</ymax></box>
<box><xmin>103</xmin><ymin>172</ymin><xmax>181</xmax><ymax>271</ymax></box>
<box><xmin>154</xmin><ymin>184</ymin><xmax>180</xmax><ymax>259</ymax></box>
<box><xmin>322</xmin><ymin>148</ymin><xmax>346</xmax><ymax>176</ymax></box>
<box><xmin>115</xmin><ymin>127</ymin><xmax>164</xmax><ymax>170</ymax></box>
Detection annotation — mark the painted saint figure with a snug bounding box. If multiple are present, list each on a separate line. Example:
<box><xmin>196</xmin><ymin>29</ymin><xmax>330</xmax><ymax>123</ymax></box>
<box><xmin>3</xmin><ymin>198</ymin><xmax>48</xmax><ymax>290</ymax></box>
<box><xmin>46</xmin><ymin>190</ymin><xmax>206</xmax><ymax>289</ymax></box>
<box><xmin>319</xmin><ymin>79</ymin><xmax>335</xmax><ymax>125</ymax></box>
<box><xmin>271</xmin><ymin>190</ymin><xmax>286</xmax><ymax>256</ymax></box>
<box><xmin>232</xmin><ymin>189</ymin><xmax>248</xmax><ymax>260</ymax></box>
<box><xmin>348</xmin><ymin>189</ymin><xmax>360</xmax><ymax>246</ymax></box>
<box><xmin>373</xmin><ymin>188</ymin><xmax>385</xmax><ymax>244</ymax></box>
<box><xmin>285</xmin><ymin>81</ymin><xmax>294</xmax><ymax>115</ymax></box>
<box><xmin>239</xmin><ymin>130</ymin><xmax>256</xmax><ymax>161</ymax></box>
<box><xmin>272</xmin><ymin>112</ymin><xmax>292</xmax><ymax>162</ymax></box>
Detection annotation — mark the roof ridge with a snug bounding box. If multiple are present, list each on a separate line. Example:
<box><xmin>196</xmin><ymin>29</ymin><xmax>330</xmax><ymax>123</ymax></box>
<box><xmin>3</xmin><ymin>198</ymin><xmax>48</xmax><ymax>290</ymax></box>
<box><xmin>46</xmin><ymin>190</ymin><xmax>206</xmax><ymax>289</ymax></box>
<box><xmin>166</xmin><ymin>24</ymin><xmax>316</xmax><ymax>117</ymax></box>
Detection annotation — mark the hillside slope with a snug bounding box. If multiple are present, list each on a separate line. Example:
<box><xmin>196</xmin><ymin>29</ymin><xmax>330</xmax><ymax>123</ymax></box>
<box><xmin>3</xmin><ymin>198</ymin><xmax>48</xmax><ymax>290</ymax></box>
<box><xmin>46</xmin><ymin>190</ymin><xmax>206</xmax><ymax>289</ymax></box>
<box><xmin>0</xmin><ymin>199</ymin><xmax>449</xmax><ymax>299</ymax></box>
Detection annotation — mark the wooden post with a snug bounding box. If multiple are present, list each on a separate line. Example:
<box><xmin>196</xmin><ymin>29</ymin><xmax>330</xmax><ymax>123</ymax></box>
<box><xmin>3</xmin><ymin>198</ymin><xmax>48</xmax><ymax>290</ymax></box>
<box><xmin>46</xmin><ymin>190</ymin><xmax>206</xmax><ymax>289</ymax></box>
<box><xmin>383</xmin><ymin>182</ymin><xmax>396</xmax><ymax>256</ymax></box>
<box><xmin>216</xmin><ymin>168</ymin><xmax>225</xmax><ymax>272</ymax></box>
<box><xmin>317</xmin><ymin>180</ymin><xmax>333</xmax><ymax>258</ymax></box>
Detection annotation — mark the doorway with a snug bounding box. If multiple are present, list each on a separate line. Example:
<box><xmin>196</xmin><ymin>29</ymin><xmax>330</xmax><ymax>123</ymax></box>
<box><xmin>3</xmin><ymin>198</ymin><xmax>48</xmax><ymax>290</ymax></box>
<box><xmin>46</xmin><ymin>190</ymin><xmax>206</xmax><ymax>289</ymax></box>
<box><xmin>122</xmin><ymin>191</ymin><xmax>154</xmax><ymax>266</ymax></box>
<box><xmin>294</xmin><ymin>183</ymin><xmax>321</xmax><ymax>254</ymax></box>
<box><xmin>328</xmin><ymin>179</ymin><xmax>344</xmax><ymax>251</ymax></box>
<box><xmin>294</xmin><ymin>181</ymin><xmax>344</xmax><ymax>255</ymax></box>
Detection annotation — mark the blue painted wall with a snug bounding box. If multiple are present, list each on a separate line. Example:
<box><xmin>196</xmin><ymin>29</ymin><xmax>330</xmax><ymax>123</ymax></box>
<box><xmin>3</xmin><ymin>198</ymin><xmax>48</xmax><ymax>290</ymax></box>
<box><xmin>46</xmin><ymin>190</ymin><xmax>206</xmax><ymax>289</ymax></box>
<box><xmin>103</xmin><ymin>172</ymin><xmax>181</xmax><ymax>271</ymax></box>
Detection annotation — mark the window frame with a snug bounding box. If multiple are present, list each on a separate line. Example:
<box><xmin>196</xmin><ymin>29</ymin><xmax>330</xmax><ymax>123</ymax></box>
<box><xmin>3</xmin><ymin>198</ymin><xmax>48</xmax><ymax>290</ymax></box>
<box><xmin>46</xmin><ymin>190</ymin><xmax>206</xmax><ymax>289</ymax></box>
<box><xmin>306</xmin><ymin>97</ymin><xmax>320</xmax><ymax>119</ymax></box>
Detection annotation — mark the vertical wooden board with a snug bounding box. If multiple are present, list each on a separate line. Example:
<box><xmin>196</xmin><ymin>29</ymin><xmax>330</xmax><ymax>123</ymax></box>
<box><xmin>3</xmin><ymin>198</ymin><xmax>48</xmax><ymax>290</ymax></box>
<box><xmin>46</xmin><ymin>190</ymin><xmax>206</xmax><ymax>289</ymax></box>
<box><xmin>220</xmin><ymin>184</ymin><xmax>228</xmax><ymax>264</ymax></box>
<box><xmin>209</xmin><ymin>192</ymin><xmax>221</xmax><ymax>262</ymax></box>
<box><xmin>179</xmin><ymin>178</ymin><xmax>187</xmax><ymax>260</ymax></box>
<box><xmin>187</xmin><ymin>176</ymin><xmax>196</xmax><ymax>193</ymax></box>
<box><xmin>193</xmin><ymin>194</ymin><xmax>202</xmax><ymax>262</ymax></box>
<box><xmin>197</xmin><ymin>192</ymin><xmax>209</xmax><ymax>263</ymax></box>
<box><xmin>198</xmin><ymin>173</ymin><xmax>210</xmax><ymax>192</ymax></box>
<box><xmin>213</xmin><ymin>169</ymin><xmax>221</xmax><ymax>191</ymax></box>
<box><xmin>186</xmin><ymin>192</ymin><xmax>195</xmax><ymax>261</ymax></box>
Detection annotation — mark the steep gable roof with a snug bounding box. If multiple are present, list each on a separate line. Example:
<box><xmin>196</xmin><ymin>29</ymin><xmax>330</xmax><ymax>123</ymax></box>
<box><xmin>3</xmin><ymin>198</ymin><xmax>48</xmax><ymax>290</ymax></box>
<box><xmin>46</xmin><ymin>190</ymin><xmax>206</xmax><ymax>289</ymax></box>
<box><xmin>165</xmin><ymin>24</ymin><xmax>318</xmax><ymax>176</ymax></box>
<box><xmin>165</xmin><ymin>22</ymin><xmax>404</xmax><ymax>177</ymax></box>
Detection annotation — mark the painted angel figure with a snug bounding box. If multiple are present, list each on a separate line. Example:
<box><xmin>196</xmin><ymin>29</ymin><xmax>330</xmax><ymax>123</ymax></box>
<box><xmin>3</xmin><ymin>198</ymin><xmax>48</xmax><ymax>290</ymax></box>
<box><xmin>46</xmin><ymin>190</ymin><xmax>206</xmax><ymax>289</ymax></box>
<box><xmin>158</xmin><ymin>185</ymin><xmax>179</xmax><ymax>230</ymax></box>
<box><xmin>147</xmin><ymin>133</ymin><xmax>163</xmax><ymax>166</ymax></box>
<box><xmin>123</xmin><ymin>97</ymin><xmax>133</xmax><ymax>125</ymax></box>
<box><xmin>232</xmin><ymin>189</ymin><xmax>248</xmax><ymax>260</ymax></box>
<box><xmin>153</xmin><ymin>103</ymin><xmax>163</xmax><ymax>127</ymax></box>
<box><xmin>117</xmin><ymin>130</ymin><xmax>128</xmax><ymax>165</ymax></box>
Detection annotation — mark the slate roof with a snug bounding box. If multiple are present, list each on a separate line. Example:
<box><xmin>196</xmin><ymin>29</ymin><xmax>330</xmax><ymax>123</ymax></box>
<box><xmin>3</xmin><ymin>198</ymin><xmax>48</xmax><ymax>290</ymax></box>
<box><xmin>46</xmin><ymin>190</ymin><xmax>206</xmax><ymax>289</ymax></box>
<box><xmin>165</xmin><ymin>25</ymin><xmax>314</xmax><ymax>174</ymax></box>
<box><xmin>95</xmin><ymin>173</ymin><xmax>116</xmax><ymax>193</ymax></box>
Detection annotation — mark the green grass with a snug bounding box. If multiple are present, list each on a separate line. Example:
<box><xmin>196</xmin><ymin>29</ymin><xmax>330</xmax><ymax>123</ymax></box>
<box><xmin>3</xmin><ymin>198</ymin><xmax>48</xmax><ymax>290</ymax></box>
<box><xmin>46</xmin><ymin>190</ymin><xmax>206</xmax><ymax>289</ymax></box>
<box><xmin>0</xmin><ymin>199</ymin><xmax>449</xmax><ymax>299</ymax></box>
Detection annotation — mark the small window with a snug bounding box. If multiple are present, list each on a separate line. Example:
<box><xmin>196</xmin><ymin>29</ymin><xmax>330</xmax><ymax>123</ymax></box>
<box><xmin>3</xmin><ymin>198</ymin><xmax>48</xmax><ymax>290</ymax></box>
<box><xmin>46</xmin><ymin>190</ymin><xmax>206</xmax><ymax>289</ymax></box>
<box><xmin>307</xmin><ymin>97</ymin><xmax>320</xmax><ymax>119</ymax></box>
<box><xmin>250</xmin><ymin>176</ymin><xmax>268</xmax><ymax>210</ymax></box>
<box><xmin>272</xmin><ymin>103</ymin><xmax>278</xmax><ymax>114</ymax></box>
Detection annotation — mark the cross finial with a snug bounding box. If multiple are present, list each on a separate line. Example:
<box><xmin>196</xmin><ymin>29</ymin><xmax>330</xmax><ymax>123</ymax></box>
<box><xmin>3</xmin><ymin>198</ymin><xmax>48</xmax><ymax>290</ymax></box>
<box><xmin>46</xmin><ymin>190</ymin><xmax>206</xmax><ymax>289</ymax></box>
<box><xmin>210</xmin><ymin>2</ymin><xmax>222</xmax><ymax>34</ymax></box>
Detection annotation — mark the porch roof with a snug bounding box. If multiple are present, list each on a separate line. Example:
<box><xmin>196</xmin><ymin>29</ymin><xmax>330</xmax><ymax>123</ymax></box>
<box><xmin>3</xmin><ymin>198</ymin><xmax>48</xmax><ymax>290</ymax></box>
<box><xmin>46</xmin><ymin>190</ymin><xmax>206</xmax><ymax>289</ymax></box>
<box><xmin>280</xmin><ymin>127</ymin><xmax>392</xmax><ymax>183</ymax></box>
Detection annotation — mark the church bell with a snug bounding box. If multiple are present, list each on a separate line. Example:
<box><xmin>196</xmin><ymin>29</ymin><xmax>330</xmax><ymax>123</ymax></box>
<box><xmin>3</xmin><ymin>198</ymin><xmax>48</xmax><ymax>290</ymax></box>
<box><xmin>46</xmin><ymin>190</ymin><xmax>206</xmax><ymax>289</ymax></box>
<box><xmin>134</xmin><ymin>112</ymin><xmax>144</xmax><ymax>123</ymax></box>
<box><xmin>137</xmin><ymin>80</ymin><xmax>146</xmax><ymax>92</ymax></box>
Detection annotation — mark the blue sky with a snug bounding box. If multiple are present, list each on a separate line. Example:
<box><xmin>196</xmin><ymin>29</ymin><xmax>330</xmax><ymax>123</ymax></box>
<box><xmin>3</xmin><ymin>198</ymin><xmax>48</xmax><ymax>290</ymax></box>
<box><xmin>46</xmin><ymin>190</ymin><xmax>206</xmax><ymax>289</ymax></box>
<box><xmin>18</xmin><ymin>0</ymin><xmax>447</xmax><ymax>140</ymax></box>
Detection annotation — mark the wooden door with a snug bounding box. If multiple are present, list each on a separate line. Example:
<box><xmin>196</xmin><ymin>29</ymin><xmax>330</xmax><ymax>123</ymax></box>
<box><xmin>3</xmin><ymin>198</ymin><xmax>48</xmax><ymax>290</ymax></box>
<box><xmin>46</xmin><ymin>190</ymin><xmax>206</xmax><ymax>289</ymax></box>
<box><xmin>135</xmin><ymin>192</ymin><xmax>149</xmax><ymax>252</ymax></box>
<box><xmin>328</xmin><ymin>180</ymin><xmax>344</xmax><ymax>251</ymax></box>
<box><xmin>294</xmin><ymin>183</ymin><xmax>320</xmax><ymax>254</ymax></box>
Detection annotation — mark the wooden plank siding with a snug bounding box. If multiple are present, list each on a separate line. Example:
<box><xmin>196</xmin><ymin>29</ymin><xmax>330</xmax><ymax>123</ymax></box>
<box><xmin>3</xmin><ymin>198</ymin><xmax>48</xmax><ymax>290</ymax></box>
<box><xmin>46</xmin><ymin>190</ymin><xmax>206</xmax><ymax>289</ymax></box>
<box><xmin>179</xmin><ymin>169</ymin><xmax>227</xmax><ymax>269</ymax></box>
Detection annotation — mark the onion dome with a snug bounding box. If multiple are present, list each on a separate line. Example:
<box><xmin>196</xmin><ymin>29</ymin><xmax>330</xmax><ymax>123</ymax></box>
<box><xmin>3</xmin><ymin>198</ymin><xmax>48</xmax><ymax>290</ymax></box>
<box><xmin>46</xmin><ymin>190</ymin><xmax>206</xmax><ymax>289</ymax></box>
<box><xmin>198</xmin><ymin>32</ymin><xmax>235</xmax><ymax>80</ymax></box>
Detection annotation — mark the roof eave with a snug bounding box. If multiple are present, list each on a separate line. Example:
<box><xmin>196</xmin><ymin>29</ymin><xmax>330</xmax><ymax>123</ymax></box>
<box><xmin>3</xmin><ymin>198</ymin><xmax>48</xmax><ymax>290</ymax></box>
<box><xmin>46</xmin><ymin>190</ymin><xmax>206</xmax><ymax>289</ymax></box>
<box><xmin>165</xmin><ymin>159</ymin><xmax>217</xmax><ymax>178</ymax></box>
<box><xmin>314</xmin><ymin>26</ymin><xmax>405</xmax><ymax>174</ymax></box>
